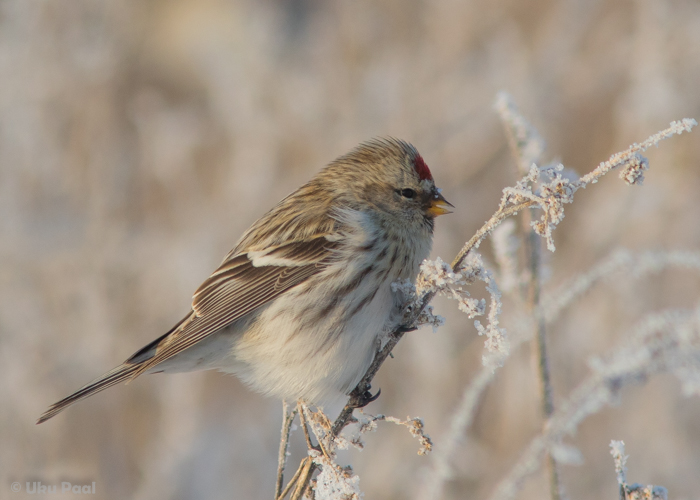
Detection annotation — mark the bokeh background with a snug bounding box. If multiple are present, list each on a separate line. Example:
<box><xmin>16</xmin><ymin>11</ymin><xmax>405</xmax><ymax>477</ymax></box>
<box><xmin>2</xmin><ymin>1</ymin><xmax>700</xmax><ymax>499</ymax></box>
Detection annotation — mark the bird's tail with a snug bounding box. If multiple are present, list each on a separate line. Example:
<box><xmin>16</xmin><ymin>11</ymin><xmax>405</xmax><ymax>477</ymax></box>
<box><xmin>36</xmin><ymin>363</ymin><xmax>142</xmax><ymax>424</ymax></box>
<box><xmin>37</xmin><ymin>314</ymin><xmax>192</xmax><ymax>424</ymax></box>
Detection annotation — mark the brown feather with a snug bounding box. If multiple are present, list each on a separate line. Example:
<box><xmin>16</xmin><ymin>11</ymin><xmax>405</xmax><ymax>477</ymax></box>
<box><xmin>128</xmin><ymin>236</ymin><xmax>341</xmax><ymax>378</ymax></box>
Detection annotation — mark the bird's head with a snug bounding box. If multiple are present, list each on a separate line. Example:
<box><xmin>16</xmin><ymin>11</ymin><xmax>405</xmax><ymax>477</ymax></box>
<box><xmin>321</xmin><ymin>138</ymin><xmax>452</xmax><ymax>230</ymax></box>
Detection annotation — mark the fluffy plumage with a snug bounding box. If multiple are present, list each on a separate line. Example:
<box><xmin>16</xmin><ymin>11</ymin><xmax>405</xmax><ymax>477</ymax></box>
<box><xmin>37</xmin><ymin>138</ymin><xmax>451</xmax><ymax>424</ymax></box>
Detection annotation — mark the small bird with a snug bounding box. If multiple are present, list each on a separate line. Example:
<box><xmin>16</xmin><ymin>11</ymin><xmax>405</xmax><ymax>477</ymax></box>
<box><xmin>37</xmin><ymin>138</ymin><xmax>451</xmax><ymax>424</ymax></box>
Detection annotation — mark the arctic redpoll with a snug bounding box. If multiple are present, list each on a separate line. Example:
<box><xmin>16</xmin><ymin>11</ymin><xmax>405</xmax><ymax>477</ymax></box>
<box><xmin>38</xmin><ymin>138</ymin><xmax>451</xmax><ymax>423</ymax></box>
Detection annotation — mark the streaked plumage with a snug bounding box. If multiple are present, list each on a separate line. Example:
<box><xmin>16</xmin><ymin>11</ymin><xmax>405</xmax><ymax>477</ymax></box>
<box><xmin>37</xmin><ymin>138</ymin><xmax>451</xmax><ymax>424</ymax></box>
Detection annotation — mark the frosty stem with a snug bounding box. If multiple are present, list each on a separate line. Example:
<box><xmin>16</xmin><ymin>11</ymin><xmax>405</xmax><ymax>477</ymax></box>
<box><xmin>497</xmin><ymin>93</ymin><xmax>561</xmax><ymax>500</ymax></box>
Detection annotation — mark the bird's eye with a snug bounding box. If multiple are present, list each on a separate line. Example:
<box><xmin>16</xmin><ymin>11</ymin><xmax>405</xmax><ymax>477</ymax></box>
<box><xmin>399</xmin><ymin>188</ymin><xmax>416</xmax><ymax>199</ymax></box>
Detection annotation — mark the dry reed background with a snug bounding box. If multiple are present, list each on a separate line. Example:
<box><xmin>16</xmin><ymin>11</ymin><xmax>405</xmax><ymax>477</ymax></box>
<box><xmin>2</xmin><ymin>0</ymin><xmax>700</xmax><ymax>499</ymax></box>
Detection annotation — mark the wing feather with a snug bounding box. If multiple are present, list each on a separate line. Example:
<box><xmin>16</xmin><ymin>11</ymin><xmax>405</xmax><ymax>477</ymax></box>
<box><xmin>130</xmin><ymin>235</ymin><xmax>340</xmax><ymax>377</ymax></box>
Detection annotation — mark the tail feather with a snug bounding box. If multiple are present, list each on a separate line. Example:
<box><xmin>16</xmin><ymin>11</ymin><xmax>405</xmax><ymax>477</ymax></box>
<box><xmin>37</xmin><ymin>314</ymin><xmax>192</xmax><ymax>424</ymax></box>
<box><xmin>36</xmin><ymin>363</ymin><xmax>142</xmax><ymax>424</ymax></box>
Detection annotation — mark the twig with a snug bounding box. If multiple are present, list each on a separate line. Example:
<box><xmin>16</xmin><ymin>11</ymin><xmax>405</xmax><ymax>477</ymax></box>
<box><xmin>527</xmin><ymin>228</ymin><xmax>561</xmax><ymax>500</ymax></box>
<box><xmin>489</xmin><ymin>307</ymin><xmax>700</xmax><ymax>500</ymax></box>
<box><xmin>496</xmin><ymin>93</ymin><xmax>561</xmax><ymax>500</ymax></box>
<box><xmin>451</xmin><ymin>201</ymin><xmax>535</xmax><ymax>272</ymax></box>
<box><xmin>419</xmin><ymin>355</ymin><xmax>514</xmax><ymax>500</ymax></box>
<box><xmin>609</xmin><ymin>441</ymin><xmax>668</xmax><ymax>500</ymax></box>
<box><xmin>540</xmin><ymin>249</ymin><xmax>700</xmax><ymax>324</ymax></box>
<box><xmin>420</xmin><ymin>247</ymin><xmax>700</xmax><ymax>499</ymax></box>
<box><xmin>275</xmin><ymin>401</ymin><xmax>298</xmax><ymax>500</ymax></box>
<box><xmin>610</xmin><ymin>440</ymin><xmax>628</xmax><ymax>500</ymax></box>
<box><xmin>290</xmin><ymin>457</ymin><xmax>315</xmax><ymax>500</ymax></box>
<box><xmin>297</xmin><ymin>401</ymin><xmax>317</xmax><ymax>452</ymax></box>
<box><xmin>300</xmin><ymin>403</ymin><xmax>332</xmax><ymax>460</ymax></box>
<box><xmin>277</xmin><ymin>459</ymin><xmax>305</xmax><ymax>500</ymax></box>
<box><xmin>575</xmin><ymin>118</ymin><xmax>696</xmax><ymax>189</ymax></box>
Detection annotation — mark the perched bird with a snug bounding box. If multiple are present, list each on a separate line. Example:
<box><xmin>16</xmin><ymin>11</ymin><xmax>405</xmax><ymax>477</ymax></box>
<box><xmin>37</xmin><ymin>138</ymin><xmax>451</xmax><ymax>424</ymax></box>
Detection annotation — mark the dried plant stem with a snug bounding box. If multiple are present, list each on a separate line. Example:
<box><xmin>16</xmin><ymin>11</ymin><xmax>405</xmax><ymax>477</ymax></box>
<box><xmin>524</xmin><ymin>233</ymin><xmax>554</xmax><ymax>414</ymax></box>
<box><xmin>524</xmin><ymin>227</ymin><xmax>560</xmax><ymax>500</ymax></box>
<box><xmin>275</xmin><ymin>401</ymin><xmax>298</xmax><ymax>500</ymax></box>
<box><xmin>497</xmin><ymin>93</ymin><xmax>562</xmax><ymax>500</ymax></box>
<box><xmin>541</xmin><ymin>249</ymin><xmax>700</xmax><ymax>324</ymax></box>
<box><xmin>290</xmin><ymin>458</ymin><xmax>315</xmax><ymax>500</ymax></box>
<box><xmin>300</xmin><ymin>403</ymin><xmax>332</xmax><ymax>459</ymax></box>
<box><xmin>451</xmin><ymin>201</ymin><xmax>535</xmax><ymax>271</ymax></box>
<box><xmin>490</xmin><ymin>307</ymin><xmax>700</xmax><ymax>500</ymax></box>
<box><xmin>575</xmin><ymin>118</ymin><xmax>697</xmax><ymax>189</ymax></box>
<box><xmin>297</xmin><ymin>401</ymin><xmax>317</xmax><ymax>452</ymax></box>
<box><xmin>277</xmin><ymin>459</ymin><xmax>305</xmax><ymax>500</ymax></box>
<box><xmin>275</xmin><ymin>404</ymin><xmax>319</xmax><ymax>500</ymax></box>
<box><xmin>420</xmin><ymin>356</ymin><xmax>508</xmax><ymax>500</ymax></box>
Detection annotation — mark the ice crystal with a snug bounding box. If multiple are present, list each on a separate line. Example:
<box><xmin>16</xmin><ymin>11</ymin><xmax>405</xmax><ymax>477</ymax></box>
<box><xmin>619</xmin><ymin>153</ymin><xmax>649</xmax><ymax>186</ymax></box>
<box><xmin>609</xmin><ymin>440</ymin><xmax>668</xmax><ymax>500</ymax></box>
<box><xmin>312</xmin><ymin>451</ymin><xmax>363</xmax><ymax>500</ymax></box>
<box><xmin>491</xmin><ymin>219</ymin><xmax>520</xmax><ymax>293</ymax></box>
<box><xmin>609</xmin><ymin>440</ymin><xmax>628</xmax><ymax>485</ymax></box>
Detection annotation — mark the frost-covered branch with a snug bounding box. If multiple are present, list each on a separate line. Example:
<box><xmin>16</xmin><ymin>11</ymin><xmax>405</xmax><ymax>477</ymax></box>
<box><xmin>578</xmin><ymin>119</ymin><xmax>697</xmax><ymax>188</ymax></box>
<box><xmin>541</xmin><ymin>249</ymin><xmax>700</xmax><ymax>324</ymax></box>
<box><xmin>419</xmin><ymin>248</ymin><xmax>700</xmax><ymax>500</ymax></box>
<box><xmin>404</xmin><ymin>255</ymin><xmax>509</xmax><ymax>364</ymax></box>
<box><xmin>337</xmin><ymin>410</ymin><xmax>433</xmax><ymax>456</ymax></box>
<box><xmin>610</xmin><ymin>441</ymin><xmax>668</xmax><ymax>500</ymax></box>
<box><xmin>610</xmin><ymin>440</ymin><xmax>628</xmax><ymax>489</ymax></box>
<box><xmin>491</xmin><ymin>219</ymin><xmax>520</xmax><ymax>294</ymax></box>
<box><xmin>495</xmin><ymin>91</ymin><xmax>545</xmax><ymax>175</ymax></box>
<box><xmin>496</xmin><ymin>92</ymin><xmax>562</xmax><ymax>500</ymax></box>
<box><xmin>280</xmin><ymin>404</ymin><xmax>433</xmax><ymax>500</ymax></box>
<box><xmin>490</xmin><ymin>307</ymin><xmax>700</xmax><ymax>500</ymax></box>
<box><xmin>275</xmin><ymin>401</ymin><xmax>298</xmax><ymax>500</ymax></box>
<box><xmin>495</xmin><ymin>93</ymin><xmax>696</xmax><ymax>253</ymax></box>
<box><xmin>492</xmin><ymin>101</ymin><xmax>696</xmax><ymax>500</ymax></box>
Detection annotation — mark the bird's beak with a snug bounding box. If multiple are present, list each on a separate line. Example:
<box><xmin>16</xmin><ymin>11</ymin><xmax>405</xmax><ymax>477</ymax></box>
<box><xmin>427</xmin><ymin>191</ymin><xmax>453</xmax><ymax>217</ymax></box>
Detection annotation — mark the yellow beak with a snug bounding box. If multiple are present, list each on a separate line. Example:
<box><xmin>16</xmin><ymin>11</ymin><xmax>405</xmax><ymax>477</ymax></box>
<box><xmin>427</xmin><ymin>191</ymin><xmax>453</xmax><ymax>217</ymax></box>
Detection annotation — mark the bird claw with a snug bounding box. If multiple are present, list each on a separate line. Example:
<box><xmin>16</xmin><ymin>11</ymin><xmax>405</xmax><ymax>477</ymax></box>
<box><xmin>396</xmin><ymin>324</ymin><xmax>417</xmax><ymax>333</ymax></box>
<box><xmin>349</xmin><ymin>386</ymin><xmax>382</xmax><ymax>408</ymax></box>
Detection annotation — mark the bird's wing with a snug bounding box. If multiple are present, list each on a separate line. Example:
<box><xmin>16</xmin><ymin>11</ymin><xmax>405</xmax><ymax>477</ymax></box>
<box><xmin>37</xmin><ymin>234</ymin><xmax>341</xmax><ymax>423</ymax></box>
<box><xmin>130</xmin><ymin>234</ymin><xmax>340</xmax><ymax>376</ymax></box>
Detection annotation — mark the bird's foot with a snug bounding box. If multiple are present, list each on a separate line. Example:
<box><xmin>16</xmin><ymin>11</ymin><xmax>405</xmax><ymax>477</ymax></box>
<box><xmin>349</xmin><ymin>386</ymin><xmax>381</xmax><ymax>408</ymax></box>
<box><xmin>396</xmin><ymin>324</ymin><xmax>417</xmax><ymax>333</ymax></box>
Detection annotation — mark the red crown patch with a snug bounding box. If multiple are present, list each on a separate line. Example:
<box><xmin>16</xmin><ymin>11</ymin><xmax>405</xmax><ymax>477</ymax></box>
<box><xmin>414</xmin><ymin>154</ymin><xmax>433</xmax><ymax>181</ymax></box>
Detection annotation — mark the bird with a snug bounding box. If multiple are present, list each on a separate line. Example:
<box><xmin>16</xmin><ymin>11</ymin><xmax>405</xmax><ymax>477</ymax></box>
<box><xmin>37</xmin><ymin>138</ymin><xmax>452</xmax><ymax>424</ymax></box>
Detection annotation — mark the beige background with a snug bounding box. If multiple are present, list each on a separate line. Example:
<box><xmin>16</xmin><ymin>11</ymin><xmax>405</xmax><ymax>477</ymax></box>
<box><xmin>2</xmin><ymin>1</ymin><xmax>700</xmax><ymax>499</ymax></box>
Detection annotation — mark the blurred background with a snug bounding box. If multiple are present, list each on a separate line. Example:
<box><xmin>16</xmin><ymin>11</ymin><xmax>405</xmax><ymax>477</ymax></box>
<box><xmin>2</xmin><ymin>0</ymin><xmax>700</xmax><ymax>499</ymax></box>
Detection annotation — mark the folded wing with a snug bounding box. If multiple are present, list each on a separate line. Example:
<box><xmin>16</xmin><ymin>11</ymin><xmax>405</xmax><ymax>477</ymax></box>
<box><xmin>37</xmin><ymin>234</ymin><xmax>340</xmax><ymax>423</ymax></box>
<box><xmin>132</xmin><ymin>234</ymin><xmax>340</xmax><ymax>376</ymax></box>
